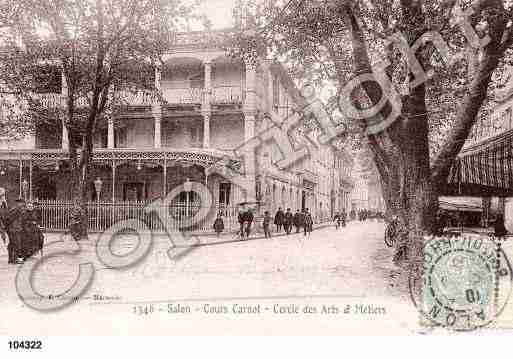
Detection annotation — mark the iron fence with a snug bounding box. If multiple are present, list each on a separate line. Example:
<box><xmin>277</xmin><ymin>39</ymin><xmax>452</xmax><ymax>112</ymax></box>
<box><xmin>38</xmin><ymin>200</ymin><xmax>240</xmax><ymax>233</ymax></box>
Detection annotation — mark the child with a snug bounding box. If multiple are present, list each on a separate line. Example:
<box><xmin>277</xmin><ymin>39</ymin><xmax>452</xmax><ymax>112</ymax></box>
<box><xmin>213</xmin><ymin>214</ymin><xmax>224</xmax><ymax>238</ymax></box>
<box><xmin>263</xmin><ymin>211</ymin><xmax>272</xmax><ymax>239</ymax></box>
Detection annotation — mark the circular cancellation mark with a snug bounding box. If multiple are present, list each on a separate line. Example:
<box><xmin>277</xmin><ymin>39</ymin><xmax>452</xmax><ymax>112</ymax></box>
<box><xmin>409</xmin><ymin>234</ymin><xmax>513</xmax><ymax>331</ymax></box>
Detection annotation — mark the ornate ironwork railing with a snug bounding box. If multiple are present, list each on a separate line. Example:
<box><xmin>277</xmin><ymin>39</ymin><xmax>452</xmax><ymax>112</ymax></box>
<box><xmin>38</xmin><ymin>199</ymin><xmax>240</xmax><ymax>233</ymax></box>
<box><xmin>162</xmin><ymin>88</ymin><xmax>204</xmax><ymax>104</ymax></box>
<box><xmin>33</xmin><ymin>93</ymin><xmax>90</xmax><ymax>108</ymax></box>
<box><xmin>29</xmin><ymin>85</ymin><xmax>244</xmax><ymax>109</ymax></box>
<box><xmin>212</xmin><ymin>86</ymin><xmax>243</xmax><ymax>104</ymax></box>
<box><xmin>0</xmin><ymin>148</ymin><xmax>239</xmax><ymax>169</ymax></box>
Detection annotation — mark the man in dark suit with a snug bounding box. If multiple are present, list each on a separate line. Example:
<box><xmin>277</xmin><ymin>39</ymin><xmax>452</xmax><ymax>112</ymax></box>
<box><xmin>293</xmin><ymin>209</ymin><xmax>303</xmax><ymax>233</ymax></box>
<box><xmin>238</xmin><ymin>209</ymin><xmax>245</xmax><ymax>238</ymax></box>
<box><xmin>274</xmin><ymin>207</ymin><xmax>284</xmax><ymax>233</ymax></box>
<box><xmin>0</xmin><ymin>188</ymin><xmax>8</xmax><ymax>249</ymax></box>
<box><xmin>5</xmin><ymin>198</ymin><xmax>27</xmax><ymax>264</ymax></box>
<box><xmin>243</xmin><ymin>208</ymin><xmax>254</xmax><ymax>238</ymax></box>
<box><xmin>284</xmin><ymin>208</ymin><xmax>293</xmax><ymax>235</ymax></box>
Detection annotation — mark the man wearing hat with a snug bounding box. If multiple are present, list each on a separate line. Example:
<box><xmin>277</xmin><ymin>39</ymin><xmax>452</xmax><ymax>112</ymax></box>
<box><xmin>0</xmin><ymin>188</ymin><xmax>8</xmax><ymax>249</ymax></box>
<box><xmin>4</xmin><ymin>198</ymin><xmax>27</xmax><ymax>264</ymax></box>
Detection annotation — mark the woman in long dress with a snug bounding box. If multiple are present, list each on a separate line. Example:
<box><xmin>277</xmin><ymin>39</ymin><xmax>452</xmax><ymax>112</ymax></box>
<box><xmin>22</xmin><ymin>201</ymin><xmax>44</xmax><ymax>259</ymax></box>
<box><xmin>0</xmin><ymin>188</ymin><xmax>8</xmax><ymax>253</ymax></box>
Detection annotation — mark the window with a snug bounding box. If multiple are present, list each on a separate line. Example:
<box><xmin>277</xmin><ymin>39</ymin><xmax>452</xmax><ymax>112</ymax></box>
<box><xmin>115</xmin><ymin>127</ymin><xmax>128</xmax><ymax>148</ymax></box>
<box><xmin>189</xmin><ymin>72</ymin><xmax>204</xmax><ymax>89</ymax></box>
<box><xmin>219</xmin><ymin>183</ymin><xmax>231</xmax><ymax>206</ymax></box>
<box><xmin>123</xmin><ymin>182</ymin><xmax>146</xmax><ymax>202</ymax></box>
<box><xmin>505</xmin><ymin>108</ymin><xmax>513</xmax><ymax>130</ymax></box>
<box><xmin>190</xmin><ymin>126</ymin><xmax>201</xmax><ymax>145</ymax></box>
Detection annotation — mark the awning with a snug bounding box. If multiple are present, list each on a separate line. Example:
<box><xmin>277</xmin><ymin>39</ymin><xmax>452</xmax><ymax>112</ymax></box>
<box><xmin>446</xmin><ymin>129</ymin><xmax>513</xmax><ymax>196</ymax></box>
<box><xmin>439</xmin><ymin>196</ymin><xmax>483</xmax><ymax>212</ymax></box>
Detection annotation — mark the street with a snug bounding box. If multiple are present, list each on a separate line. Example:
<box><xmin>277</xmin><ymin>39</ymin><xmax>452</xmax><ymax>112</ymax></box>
<box><xmin>0</xmin><ymin>221</ymin><xmax>422</xmax><ymax>335</ymax></box>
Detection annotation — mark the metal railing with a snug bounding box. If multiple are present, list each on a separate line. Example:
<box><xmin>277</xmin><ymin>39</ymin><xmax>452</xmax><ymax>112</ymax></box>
<box><xmin>31</xmin><ymin>86</ymin><xmax>244</xmax><ymax>109</ymax></box>
<box><xmin>38</xmin><ymin>199</ymin><xmax>240</xmax><ymax>233</ymax></box>
<box><xmin>212</xmin><ymin>86</ymin><xmax>243</xmax><ymax>104</ymax></box>
<box><xmin>162</xmin><ymin>88</ymin><xmax>204</xmax><ymax>104</ymax></box>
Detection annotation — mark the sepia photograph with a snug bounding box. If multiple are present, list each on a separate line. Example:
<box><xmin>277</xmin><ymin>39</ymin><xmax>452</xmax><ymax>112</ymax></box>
<box><xmin>1</xmin><ymin>0</ymin><xmax>513</xmax><ymax>348</ymax></box>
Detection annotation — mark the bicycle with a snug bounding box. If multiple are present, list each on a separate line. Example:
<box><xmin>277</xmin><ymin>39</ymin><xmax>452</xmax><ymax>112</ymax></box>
<box><xmin>384</xmin><ymin>218</ymin><xmax>399</xmax><ymax>248</ymax></box>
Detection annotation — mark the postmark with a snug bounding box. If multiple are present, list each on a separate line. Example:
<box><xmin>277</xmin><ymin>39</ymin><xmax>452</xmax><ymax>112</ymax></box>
<box><xmin>409</xmin><ymin>235</ymin><xmax>513</xmax><ymax>331</ymax></box>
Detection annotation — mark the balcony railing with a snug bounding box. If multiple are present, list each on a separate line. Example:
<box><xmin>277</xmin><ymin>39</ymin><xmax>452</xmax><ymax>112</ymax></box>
<box><xmin>212</xmin><ymin>86</ymin><xmax>243</xmax><ymax>104</ymax></box>
<box><xmin>31</xmin><ymin>86</ymin><xmax>244</xmax><ymax>109</ymax></box>
<box><xmin>116</xmin><ymin>89</ymin><xmax>155</xmax><ymax>107</ymax></box>
<box><xmin>33</xmin><ymin>93</ymin><xmax>91</xmax><ymax>108</ymax></box>
<box><xmin>162</xmin><ymin>87</ymin><xmax>204</xmax><ymax>104</ymax></box>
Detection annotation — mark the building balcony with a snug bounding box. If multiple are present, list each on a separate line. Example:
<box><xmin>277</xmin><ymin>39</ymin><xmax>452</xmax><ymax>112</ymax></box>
<box><xmin>32</xmin><ymin>85</ymin><xmax>244</xmax><ymax>109</ymax></box>
<box><xmin>162</xmin><ymin>87</ymin><xmax>204</xmax><ymax>105</ymax></box>
<box><xmin>33</xmin><ymin>93</ymin><xmax>89</xmax><ymax>108</ymax></box>
<box><xmin>0</xmin><ymin>147</ymin><xmax>238</xmax><ymax>167</ymax></box>
<box><xmin>212</xmin><ymin>86</ymin><xmax>243</xmax><ymax>104</ymax></box>
<box><xmin>162</xmin><ymin>86</ymin><xmax>243</xmax><ymax>106</ymax></box>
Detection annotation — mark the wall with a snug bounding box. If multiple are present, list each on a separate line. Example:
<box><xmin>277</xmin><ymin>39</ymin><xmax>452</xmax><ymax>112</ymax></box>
<box><xmin>0</xmin><ymin>136</ymin><xmax>36</xmax><ymax>150</ymax></box>
<box><xmin>212</xmin><ymin>63</ymin><xmax>243</xmax><ymax>88</ymax></box>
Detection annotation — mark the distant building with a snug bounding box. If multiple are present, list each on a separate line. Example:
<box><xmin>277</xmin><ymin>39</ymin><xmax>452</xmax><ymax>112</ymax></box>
<box><xmin>351</xmin><ymin>152</ymin><xmax>384</xmax><ymax>213</ymax></box>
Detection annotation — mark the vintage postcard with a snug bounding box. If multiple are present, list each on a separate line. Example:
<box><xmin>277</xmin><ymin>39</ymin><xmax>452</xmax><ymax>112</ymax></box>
<box><xmin>1</xmin><ymin>0</ymin><xmax>513</xmax><ymax>342</ymax></box>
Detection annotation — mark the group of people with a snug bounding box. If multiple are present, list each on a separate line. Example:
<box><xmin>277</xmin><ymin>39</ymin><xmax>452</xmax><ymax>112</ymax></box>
<box><xmin>0</xmin><ymin>189</ymin><xmax>44</xmax><ymax>264</ymax></box>
<box><xmin>333</xmin><ymin>211</ymin><xmax>347</xmax><ymax>229</ymax></box>
<box><xmin>266</xmin><ymin>207</ymin><xmax>314</xmax><ymax>237</ymax></box>
<box><xmin>214</xmin><ymin>207</ymin><xmax>255</xmax><ymax>239</ymax></box>
<box><xmin>349</xmin><ymin>209</ymin><xmax>384</xmax><ymax>222</ymax></box>
<box><xmin>213</xmin><ymin>207</ymin><xmax>315</xmax><ymax>239</ymax></box>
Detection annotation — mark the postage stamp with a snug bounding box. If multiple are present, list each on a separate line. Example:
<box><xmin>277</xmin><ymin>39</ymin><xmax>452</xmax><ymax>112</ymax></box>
<box><xmin>410</xmin><ymin>235</ymin><xmax>513</xmax><ymax>331</ymax></box>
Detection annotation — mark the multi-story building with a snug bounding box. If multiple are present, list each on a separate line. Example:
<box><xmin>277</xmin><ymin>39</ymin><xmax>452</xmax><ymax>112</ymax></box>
<box><xmin>331</xmin><ymin>149</ymin><xmax>354</xmax><ymax>216</ymax></box>
<box><xmin>351</xmin><ymin>151</ymin><xmax>384</xmax><ymax>213</ymax></box>
<box><xmin>0</xmin><ymin>29</ymin><xmax>353</xmax><ymax>231</ymax></box>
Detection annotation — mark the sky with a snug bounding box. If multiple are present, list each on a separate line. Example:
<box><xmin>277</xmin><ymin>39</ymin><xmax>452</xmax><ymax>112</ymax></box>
<box><xmin>190</xmin><ymin>0</ymin><xmax>238</xmax><ymax>30</ymax></box>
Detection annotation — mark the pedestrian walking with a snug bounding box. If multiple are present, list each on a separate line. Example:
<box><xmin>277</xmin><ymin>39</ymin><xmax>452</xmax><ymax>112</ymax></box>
<box><xmin>293</xmin><ymin>209</ymin><xmax>303</xmax><ymax>233</ymax></box>
<box><xmin>213</xmin><ymin>213</ymin><xmax>225</xmax><ymax>238</ymax></box>
<box><xmin>0</xmin><ymin>188</ymin><xmax>8</xmax><ymax>251</ymax></box>
<box><xmin>274</xmin><ymin>207</ymin><xmax>284</xmax><ymax>233</ymax></box>
<box><xmin>263</xmin><ymin>211</ymin><xmax>272</xmax><ymax>238</ymax></box>
<box><xmin>303</xmin><ymin>208</ymin><xmax>313</xmax><ymax>237</ymax></box>
<box><xmin>238</xmin><ymin>209</ymin><xmax>245</xmax><ymax>239</ymax></box>
<box><xmin>243</xmin><ymin>208</ymin><xmax>254</xmax><ymax>238</ymax></box>
<box><xmin>4</xmin><ymin>198</ymin><xmax>27</xmax><ymax>264</ymax></box>
<box><xmin>284</xmin><ymin>208</ymin><xmax>293</xmax><ymax>235</ymax></box>
<box><xmin>494</xmin><ymin>214</ymin><xmax>508</xmax><ymax>239</ymax></box>
<box><xmin>333</xmin><ymin>212</ymin><xmax>341</xmax><ymax>229</ymax></box>
<box><xmin>341</xmin><ymin>209</ymin><xmax>347</xmax><ymax>227</ymax></box>
<box><xmin>22</xmin><ymin>201</ymin><xmax>44</xmax><ymax>260</ymax></box>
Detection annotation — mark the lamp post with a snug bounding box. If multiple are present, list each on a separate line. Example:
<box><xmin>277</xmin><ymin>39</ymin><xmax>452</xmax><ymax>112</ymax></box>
<box><xmin>184</xmin><ymin>178</ymin><xmax>192</xmax><ymax>226</ymax></box>
<box><xmin>94</xmin><ymin>177</ymin><xmax>103</xmax><ymax>230</ymax></box>
<box><xmin>21</xmin><ymin>179</ymin><xmax>29</xmax><ymax>201</ymax></box>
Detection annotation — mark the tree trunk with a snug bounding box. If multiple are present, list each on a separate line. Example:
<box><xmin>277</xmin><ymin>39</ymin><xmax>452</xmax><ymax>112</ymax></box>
<box><xmin>68</xmin><ymin>147</ymin><xmax>90</xmax><ymax>241</ymax></box>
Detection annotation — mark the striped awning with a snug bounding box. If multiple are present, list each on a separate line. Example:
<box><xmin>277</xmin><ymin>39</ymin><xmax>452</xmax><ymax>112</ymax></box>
<box><xmin>439</xmin><ymin>196</ymin><xmax>483</xmax><ymax>212</ymax></box>
<box><xmin>447</xmin><ymin>129</ymin><xmax>513</xmax><ymax>196</ymax></box>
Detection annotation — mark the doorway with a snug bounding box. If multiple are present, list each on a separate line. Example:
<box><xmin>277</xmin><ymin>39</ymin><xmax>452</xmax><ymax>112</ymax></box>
<box><xmin>123</xmin><ymin>182</ymin><xmax>146</xmax><ymax>202</ymax></box>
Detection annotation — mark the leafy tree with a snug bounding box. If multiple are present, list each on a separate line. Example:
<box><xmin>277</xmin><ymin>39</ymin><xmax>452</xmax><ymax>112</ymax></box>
<box><xmin>237</xmin><ymin>0</ymin><xmax>513</xmax><ymax>268</ymax></box>
<box><xmin>0</xmin><ymin>0</ymin><xmax>196</xmax><ymax>239</ymax></box>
